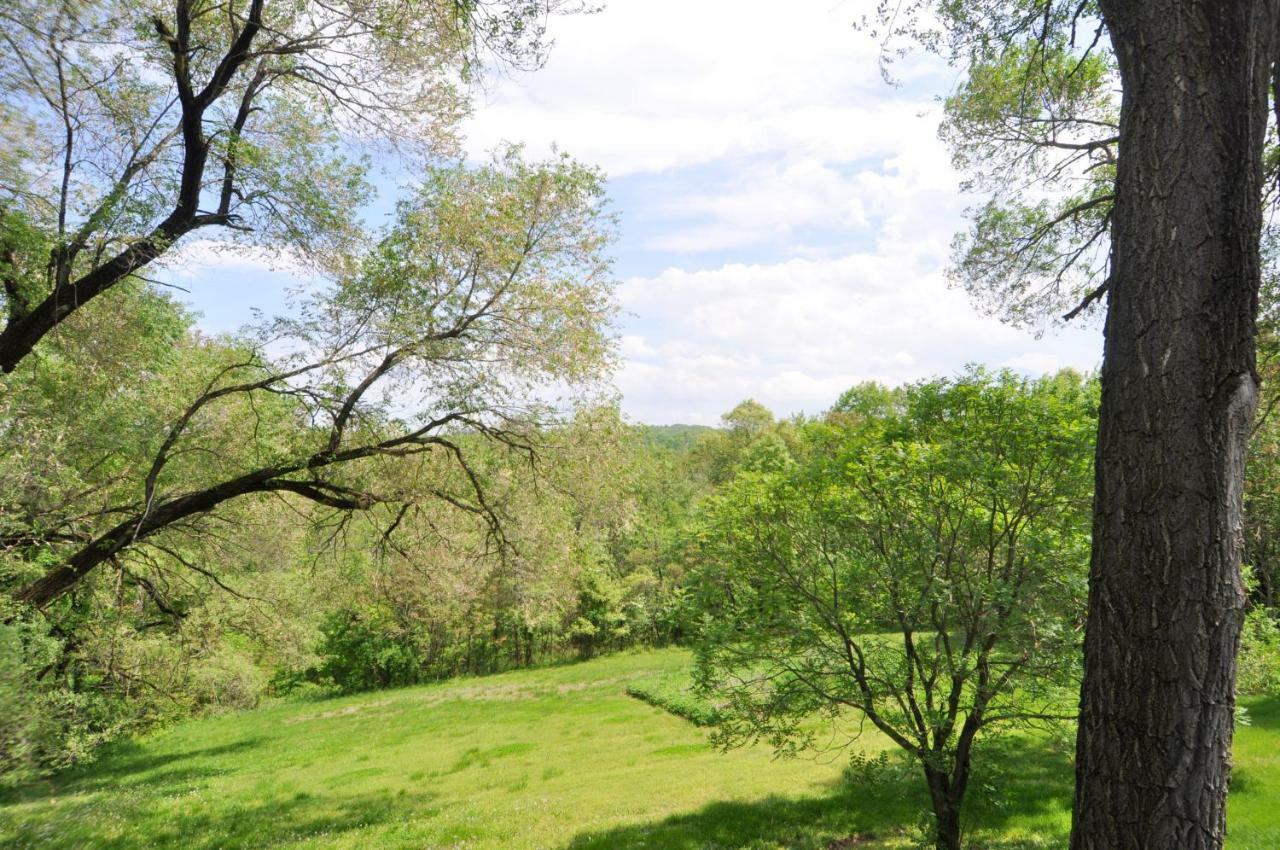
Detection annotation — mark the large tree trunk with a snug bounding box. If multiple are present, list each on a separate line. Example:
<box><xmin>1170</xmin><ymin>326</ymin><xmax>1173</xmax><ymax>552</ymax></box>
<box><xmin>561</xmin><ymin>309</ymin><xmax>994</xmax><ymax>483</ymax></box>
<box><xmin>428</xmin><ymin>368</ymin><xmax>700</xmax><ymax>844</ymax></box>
<box><xmin>1072</xmin><ymin>3</ymin><xmax>1278</xmax><ymax>848</ymax></box>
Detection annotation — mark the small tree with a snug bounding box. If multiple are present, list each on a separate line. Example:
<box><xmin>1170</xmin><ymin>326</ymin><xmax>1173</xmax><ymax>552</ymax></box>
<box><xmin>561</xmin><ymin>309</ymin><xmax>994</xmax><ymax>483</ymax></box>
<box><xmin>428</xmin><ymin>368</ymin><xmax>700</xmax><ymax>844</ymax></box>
<box><xmin>568</xmin><ymin>563</ymin><xmax>628</xmax><ymax>658</ymax></box>
<box><xmin>691</xmin><ymin>370</ymin><xmax>1095</xmax><ymax>850</ymax></box>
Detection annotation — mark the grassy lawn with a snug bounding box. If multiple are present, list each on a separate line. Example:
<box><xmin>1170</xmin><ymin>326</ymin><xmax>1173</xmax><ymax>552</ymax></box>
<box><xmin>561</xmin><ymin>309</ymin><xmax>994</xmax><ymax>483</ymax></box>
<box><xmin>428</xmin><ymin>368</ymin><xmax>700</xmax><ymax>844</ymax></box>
<box><xmin>1</xmin><ymin>648</ymin><xmax>1277</xmax><ymax>849</ymax></box>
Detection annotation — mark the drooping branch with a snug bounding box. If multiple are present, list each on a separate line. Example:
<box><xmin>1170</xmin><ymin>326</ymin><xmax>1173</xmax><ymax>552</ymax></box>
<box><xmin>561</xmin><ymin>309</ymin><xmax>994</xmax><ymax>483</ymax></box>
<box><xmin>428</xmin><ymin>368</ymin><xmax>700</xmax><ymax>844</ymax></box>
<box><xmin>6</xmin><ymin>148</ymin><xmax>613</xmax><ymax>619</ymax></box>
<box><xmin>15</xmin><ymin>430</ymin><xmax>426</xmax><ymax>608</ymax></box>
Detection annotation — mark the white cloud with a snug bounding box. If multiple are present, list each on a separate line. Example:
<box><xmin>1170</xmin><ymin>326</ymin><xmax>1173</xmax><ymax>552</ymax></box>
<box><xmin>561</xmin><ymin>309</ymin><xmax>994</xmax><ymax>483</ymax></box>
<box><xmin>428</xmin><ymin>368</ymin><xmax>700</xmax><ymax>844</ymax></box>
<box><xmin>647</xmin><ymin>158</ymin><xmax>873</xmax><ymax>253</ymax></box>
<box><xmin>167</xmin><ymin>0</ymin><xmax>1103</xmax><ymax>423</ymax></box>
<box><xmin>617</xmin><ymin>255</ymin><xmax>1101</xmax><ymax>423</ymax></box>
<box><xmin>457</xmin><ymin>0</ymin><xmax>1105</xmax><ymax>423</ymax></box>
<box><xmin>463</xmin><ymin>0</ymin><xmax>969</xmax><ymax>265</ymax></box>
<box><xmin>463</xmin><ymin>0</ymin><xmax>951</xmax><ymax>178</ymax></box>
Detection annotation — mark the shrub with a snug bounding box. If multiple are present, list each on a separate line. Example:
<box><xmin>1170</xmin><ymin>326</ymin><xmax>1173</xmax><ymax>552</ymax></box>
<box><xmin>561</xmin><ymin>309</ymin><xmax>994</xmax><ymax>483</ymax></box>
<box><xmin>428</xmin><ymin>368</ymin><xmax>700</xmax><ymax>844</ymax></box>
<box><xmin>312</xmin><ymin>608</ymin><xmax>422</xmax><ymax>693</ymax></box>
<box><xmin>1238</xmin><ymin>606</ymin><xmax>1280</xmax><ymax>696</ymax></box>
<box><xmin>626</xmin><ymin>670</ymin><xmax>722</xmax><ymax>727</ymax></box>
<box><xmin>0</xmin><ymin>615</ymin><xmax>127</xmax><ymax>787</ymax></box>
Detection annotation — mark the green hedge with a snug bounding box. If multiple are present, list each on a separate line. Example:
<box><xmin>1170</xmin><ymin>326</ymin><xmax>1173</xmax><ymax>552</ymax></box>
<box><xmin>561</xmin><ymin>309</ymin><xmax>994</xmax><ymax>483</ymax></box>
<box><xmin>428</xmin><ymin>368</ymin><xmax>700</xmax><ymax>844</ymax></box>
<box><xmin>626</xmin><ymin>670</ymin><xmax>722</xmax><ymax>727</ymax></box>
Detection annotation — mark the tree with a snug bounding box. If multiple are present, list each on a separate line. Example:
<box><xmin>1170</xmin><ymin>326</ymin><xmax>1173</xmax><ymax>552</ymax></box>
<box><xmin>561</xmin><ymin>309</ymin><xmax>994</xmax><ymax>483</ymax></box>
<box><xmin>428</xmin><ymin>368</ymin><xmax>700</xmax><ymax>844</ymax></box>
<box><xmin>0</xmin><ymin>0</ymin><xmax>574</xmax><ymax>374</ymax></box>
<box><xmin>5</xmin><ymin>149</ymin><xmax>616</xmax><ymax>610</ymax></box>
<box><xmin>1071</xmin><ymin>14</ymin><xmax>1275</xmax><ymax>842</ymax></box>
<box><xmin>828</xmin><ymin>381</ymin><xmax>905</xmax><ymax>424</ymax></box>
<box><xmin>0</xmin><ymin>295</ymin><xmax>319</xmax><ymax>781</ymax></box>
<box><xmin>869</xmin><ymin>3</ymin><xmax>1280</xmax><ymax>844</ymax></box>
<box><xmin>692</xmin><ymin>370</ymin><xmax>1096</xmax><ymax>850</ymax></box>
<box><xmin>0</xmin><ymin>1</ymin><xmax>612</xmax><ymax>771</ymax></box>
<box><xmin>691</xmin><ymin>398</ymin><xmax>795</xmax><ymax>485</ymax></box>
<box><xmin>719</xmin><ymin>398</ymin><xmax>775</xmax><ymax>437</ymax></box>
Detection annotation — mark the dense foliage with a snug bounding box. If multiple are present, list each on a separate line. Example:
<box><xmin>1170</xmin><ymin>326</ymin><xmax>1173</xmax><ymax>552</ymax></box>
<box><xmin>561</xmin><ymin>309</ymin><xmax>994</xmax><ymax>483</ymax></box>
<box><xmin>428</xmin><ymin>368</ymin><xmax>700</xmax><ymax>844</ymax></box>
<box><xmin>0</xmin><ymin>140</ymin><xmax>639</xmax><ymax>781</ymax></box>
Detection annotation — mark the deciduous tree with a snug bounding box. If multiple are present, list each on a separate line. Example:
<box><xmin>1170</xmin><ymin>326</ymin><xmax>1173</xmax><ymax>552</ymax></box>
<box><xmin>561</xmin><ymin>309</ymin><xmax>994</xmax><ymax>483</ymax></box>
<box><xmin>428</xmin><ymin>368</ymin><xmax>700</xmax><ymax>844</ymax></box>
<box><xmin>869</xmin><ymin>4</ymin><xmax>1280</xmax><ymax>844</ymax></box>
<box><xmin>6</xmin><ymin>150</ymin><xmax>616</xmax><ymax>610</ymax></box>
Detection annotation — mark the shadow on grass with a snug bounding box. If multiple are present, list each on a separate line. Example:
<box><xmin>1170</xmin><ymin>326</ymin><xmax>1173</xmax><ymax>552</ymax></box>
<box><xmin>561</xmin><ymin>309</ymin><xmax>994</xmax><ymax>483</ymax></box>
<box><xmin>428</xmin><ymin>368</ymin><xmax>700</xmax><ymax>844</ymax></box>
<box><xmin>566</xmin><ymin>783</ymin><xmax>918</xmax><ymax>850</ymax></box>
<box><xmin>0</xmin><ymin>736</ymin><xmax>267</xmax><ymax>806</ymax></box>
<box><xmin>1241</xmin><ymin>695</ymin><xmax>1280</xmax><ymax>730</ymax></box>
<box><xmin>2</xmin><ymin>786</ymin><xmax>440</xmax><ymax>850</ymax></box>
<box><xmin>959</xmin><ymin>734</ymin><xmax>1075</xmax><ymax>848</ymax></box>
<box><xmin>565</xmin><ymin>735</ymin><xmax>1074</xmax><ymax>850</ymax></box>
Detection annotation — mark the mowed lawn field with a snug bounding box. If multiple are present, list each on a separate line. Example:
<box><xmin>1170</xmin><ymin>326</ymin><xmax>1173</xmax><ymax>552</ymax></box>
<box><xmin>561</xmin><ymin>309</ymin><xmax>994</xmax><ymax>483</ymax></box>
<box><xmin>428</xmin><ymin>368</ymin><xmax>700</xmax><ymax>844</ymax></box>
<box><xmin>2</xmin><ymin>648</ymin><xmax>1278</xmax><ymax>850</ymax></box>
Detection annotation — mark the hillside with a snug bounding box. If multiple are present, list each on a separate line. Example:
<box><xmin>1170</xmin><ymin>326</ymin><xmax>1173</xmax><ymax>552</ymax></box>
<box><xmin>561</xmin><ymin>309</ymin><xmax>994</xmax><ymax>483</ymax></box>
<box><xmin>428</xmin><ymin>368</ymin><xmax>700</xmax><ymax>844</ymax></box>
<box><xmin>2</xmin><ymin>649</ymin><xmax>1277</xmax><ymax>850</ymax></box>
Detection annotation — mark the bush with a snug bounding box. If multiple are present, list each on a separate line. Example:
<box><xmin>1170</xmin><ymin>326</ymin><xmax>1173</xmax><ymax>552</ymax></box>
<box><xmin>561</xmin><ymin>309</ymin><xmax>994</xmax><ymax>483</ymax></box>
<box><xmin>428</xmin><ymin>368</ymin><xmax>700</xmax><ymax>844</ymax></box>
<box><xmin>312</xmin><ymin>608</ymin><xmax>422</xmax><ymax>694</ymax></box>
<box><xmin>626</xmin><ymin>669</ymin><xmax>722</xmax><ymax>727</ymax></box>
<box><xmin>0</xmin><ymin>615</ymin><xmax>126</xmax><ymax>787</ymax></box>
<box><xmin>188</xmin><ymin>648</ymin><xmax>268</xmax><ymax>711</ymax></box>
<box><xmin>1238</xmin><ymin>606</ymin><xmax>1280</xmax><ymax>695</ymax></box>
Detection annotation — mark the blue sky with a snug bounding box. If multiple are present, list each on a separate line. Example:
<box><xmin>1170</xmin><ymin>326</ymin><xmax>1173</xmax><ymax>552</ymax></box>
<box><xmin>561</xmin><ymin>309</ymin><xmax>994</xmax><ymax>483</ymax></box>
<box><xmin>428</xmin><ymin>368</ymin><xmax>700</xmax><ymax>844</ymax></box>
<box><xmin>169</xmin><ymin>0</ymin><xmax>1103</xmax><ymax>425</ymax></box>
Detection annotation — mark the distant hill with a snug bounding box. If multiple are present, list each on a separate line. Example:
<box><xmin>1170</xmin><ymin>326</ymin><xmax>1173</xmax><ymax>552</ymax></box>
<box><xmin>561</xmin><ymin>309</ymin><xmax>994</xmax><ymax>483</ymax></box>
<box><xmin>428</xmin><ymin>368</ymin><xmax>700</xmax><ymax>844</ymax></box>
<box><xmin>640</xmin><ymin>423</ymin><xmax>714</xmax><ymax>452</ymax></box>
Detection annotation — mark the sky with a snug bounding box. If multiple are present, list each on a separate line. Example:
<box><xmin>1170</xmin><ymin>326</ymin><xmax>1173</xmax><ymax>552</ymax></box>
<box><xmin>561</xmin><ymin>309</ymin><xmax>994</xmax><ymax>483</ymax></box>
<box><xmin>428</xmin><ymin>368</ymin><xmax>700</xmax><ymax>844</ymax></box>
<box><xmin>171</xmin><ymin>0</ymin><xmax>1103</xmax><ymax>426</ymax></box>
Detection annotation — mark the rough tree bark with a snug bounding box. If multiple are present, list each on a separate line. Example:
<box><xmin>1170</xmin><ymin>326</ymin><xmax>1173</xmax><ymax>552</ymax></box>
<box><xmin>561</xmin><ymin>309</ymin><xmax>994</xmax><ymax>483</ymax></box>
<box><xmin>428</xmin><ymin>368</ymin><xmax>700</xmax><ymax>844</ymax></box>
<box><xmin>924</xmin><ymin>765</ymin><xmax>964</xmax><ymax>850</ymax></box>
<box><xmin>1072</xmin><ymin>2</ymin><xmax>1280</xmax><ymax>848</ymax></box>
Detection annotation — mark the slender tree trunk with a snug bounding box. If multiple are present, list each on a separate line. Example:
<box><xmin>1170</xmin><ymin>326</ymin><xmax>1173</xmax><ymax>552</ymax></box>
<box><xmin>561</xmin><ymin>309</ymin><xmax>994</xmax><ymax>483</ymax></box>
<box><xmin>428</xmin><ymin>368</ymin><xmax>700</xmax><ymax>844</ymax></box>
<box><xmin>1072</xmin><ymin>3</ymin><xmax>1278</xmax><ymax>847</ymax></box>
<box><xmin>924</xmin><ymin>767</ymin><xmax>963</xmax><ymax>850</ymax></box>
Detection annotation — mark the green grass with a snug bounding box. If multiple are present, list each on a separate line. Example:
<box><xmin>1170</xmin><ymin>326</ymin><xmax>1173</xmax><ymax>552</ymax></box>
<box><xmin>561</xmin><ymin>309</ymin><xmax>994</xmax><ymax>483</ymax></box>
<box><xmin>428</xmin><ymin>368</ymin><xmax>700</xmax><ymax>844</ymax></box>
<box><xmin>1</xmin><ymin>648</ymin><xmax>1277</xmax><ymax>849</ymax></box>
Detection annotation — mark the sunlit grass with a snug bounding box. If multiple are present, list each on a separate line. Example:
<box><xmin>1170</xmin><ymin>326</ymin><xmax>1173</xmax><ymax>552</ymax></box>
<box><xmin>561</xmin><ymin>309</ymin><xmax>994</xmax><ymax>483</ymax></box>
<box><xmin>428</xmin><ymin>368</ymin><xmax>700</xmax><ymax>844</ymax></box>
<box><xmin>0</xmin><ymin>648</ymin><xmax>1276</xmax><ymax>849</ymax></box>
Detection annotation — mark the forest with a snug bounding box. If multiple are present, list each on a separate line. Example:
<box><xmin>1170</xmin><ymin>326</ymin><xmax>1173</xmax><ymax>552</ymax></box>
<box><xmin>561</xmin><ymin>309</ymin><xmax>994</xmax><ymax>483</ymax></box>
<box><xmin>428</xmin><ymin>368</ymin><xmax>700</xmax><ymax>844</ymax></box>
<box><xmin>3</xmin><ymin>1</ymin><xmax>1280</xmax><ymax>849</ymax></box>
